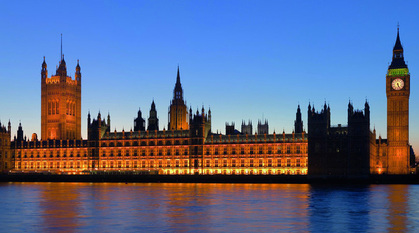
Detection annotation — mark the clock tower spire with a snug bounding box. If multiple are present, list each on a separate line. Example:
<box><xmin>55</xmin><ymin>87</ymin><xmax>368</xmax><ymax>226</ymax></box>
<box><xmin>386</xmin><ymin>26</ymin><xmax>411</xmax><ymax>174</ymax></box>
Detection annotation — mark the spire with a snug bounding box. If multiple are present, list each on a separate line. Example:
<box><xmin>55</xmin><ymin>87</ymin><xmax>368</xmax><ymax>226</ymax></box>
<box><xmin>389</xmin><ymin>25</ymin><xmax>407</xmax><ymax>69</ymax></box>
<box><xmin>151</xmin><ymin>100</ymin><xmax>156</xmax><ymax>110</ymax></box>
<box><xmin>173</xmin><ymin>66</ymin><xmax>183</xmax><ymax>101</ymax></box>
<box><xmin>42</xmin><ymin>56</ymin><xmax>47</xmax><ymax>68</ymax></box>
<box><xmin>177</xmin><ymin>65</ymin><xmax>180</xmax><ymax>84</ymax></box>
<box><xmin>394</xmin><ymin>25</ymin><xmax>403</xmax><ymax>51</ymax></box>
<box><xmin>61</xmin><ymin>33</ymin><xmax>63</xmax><ymax>60</ymax></box>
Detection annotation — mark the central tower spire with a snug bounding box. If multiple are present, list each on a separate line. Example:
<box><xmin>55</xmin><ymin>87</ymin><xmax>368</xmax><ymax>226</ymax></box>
<box><xmin>168</xmin><ymin>65</ymin><xmax>188</xmax><ymax>130</ymax></box>
<box><xmin>174</xmin><ymin>65</ymin><xmax>183</xmax><ymax>100</ymax></box>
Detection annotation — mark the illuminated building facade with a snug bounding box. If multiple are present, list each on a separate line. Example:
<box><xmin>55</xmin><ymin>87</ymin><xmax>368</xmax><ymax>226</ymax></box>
<box><xmin>1</xmin><ymin>29</ymin><xmax>415</xmax><ymax>176</ymax></box>
<box><xmin>0</xmin><ymin>121</ymin><xmax>11</xmax><ymax>170</ymax></box>
<box><xmin>6</xmin><ymin>61</ymin><xmax>308</xmax><ymax>175</ymax></box>
<box><xmin>41</xmin><ymin>53</ymin><xmax>81</xmax><ymax>140</ymax></box>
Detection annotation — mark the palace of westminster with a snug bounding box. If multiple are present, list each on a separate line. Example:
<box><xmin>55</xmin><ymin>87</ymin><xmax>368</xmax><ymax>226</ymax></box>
<box><xmin>0</xmin><ymin>30</ymin><xmax>415</xmax><ymax>177</ymax></box>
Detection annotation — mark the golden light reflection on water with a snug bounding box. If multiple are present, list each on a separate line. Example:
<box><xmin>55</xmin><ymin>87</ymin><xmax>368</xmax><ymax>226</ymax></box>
<box><xmin>0</xmin><ymin>183</ymin><xmax>417</xmax><ymax>232</ymax></box>
<box><xmin>387</xmin><ymin>185</ymin><xmax>408</xmax><ymax>232</ymax></box>
<box><xmin>28</xmin><ymin>183</ymin><xmax>311</xmax><ymax>232</ymax></box>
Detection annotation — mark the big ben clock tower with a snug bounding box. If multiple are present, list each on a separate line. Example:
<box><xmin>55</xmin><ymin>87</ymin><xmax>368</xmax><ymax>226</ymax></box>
<box><xmin>386</xmin><ymin>27</ymin><xmax>411</xmax><ymax>174</ymax></box>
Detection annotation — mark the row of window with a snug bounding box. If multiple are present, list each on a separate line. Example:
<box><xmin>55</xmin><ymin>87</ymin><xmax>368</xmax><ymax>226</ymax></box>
<box><xmin>17</xmin><ymin>161</ymin><xmax>85</xmax><ymax>170</ymax></box>
<box><xmin>204</xmin><ymin>158</ymin><xmax>304</xmax><ymax>167</ymax></box>
<box><xmin>15</xmin><ymin>158</ymin><xmax>307</xmax><ymax>170</ymax></box>
<box><xmin>102</xmin><ymin>140</ymin><xmax>189</xmax><ymax>147</ymax></box>
<box><xmin>16</xmin><ymin>151</ymin><xmax>87</xmax><ymax>158</ymax></box>
<box><xmin>101</xmin><ymin>149</ymin><xmax>189</xmax><ymax>157</ymax></box>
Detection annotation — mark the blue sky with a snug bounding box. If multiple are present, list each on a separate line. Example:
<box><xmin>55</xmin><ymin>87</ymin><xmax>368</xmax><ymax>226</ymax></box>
<box><xmin>0</xmin><ymin>1</ymin><xmax>419</xmax><ymax>151</ymax></box>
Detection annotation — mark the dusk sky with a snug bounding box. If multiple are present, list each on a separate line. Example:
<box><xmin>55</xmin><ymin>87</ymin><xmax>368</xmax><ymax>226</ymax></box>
<box><xmin>1</xmin><ymin>1</ymin><xmax>419</xmax><ymax>151</ymax></box>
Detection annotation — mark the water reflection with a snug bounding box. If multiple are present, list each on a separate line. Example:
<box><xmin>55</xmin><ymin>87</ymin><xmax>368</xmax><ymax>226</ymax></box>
<box><xmin>0</xmin><ymin>183</ymin><xmax>418</xmax><ymax>232</ymax></box>
<box><xmin>387</xmin><ymin>185</ymin><xmax>408</xmax><ymax>232</ymax></box>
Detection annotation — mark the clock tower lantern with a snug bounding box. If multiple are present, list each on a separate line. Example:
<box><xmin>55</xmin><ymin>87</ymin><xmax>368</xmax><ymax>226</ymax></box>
<box><xmin>386</xmin><ymin>27</ymin><xmax>411</xmax><ymax>174</ymax></box>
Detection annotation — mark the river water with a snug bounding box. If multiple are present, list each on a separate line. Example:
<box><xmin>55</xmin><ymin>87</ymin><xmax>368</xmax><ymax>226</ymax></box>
<box><xmin>0</xmin><ymin>183</ymin><xmax>418</xmax><ymax>232</ymax></box>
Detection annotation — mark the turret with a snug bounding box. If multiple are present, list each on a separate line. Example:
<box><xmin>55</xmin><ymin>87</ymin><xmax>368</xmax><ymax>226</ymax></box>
<box><xmin>17</xmin><ymin>122</ymin><xmax>24</xmax><ymax>141</ymax></box>
<box><xmin>107</xmin><ymin>113</ymin><xmax>111</xmax><ymax>129</ymax></box>
<box><xmin>41</xmin><ymin>56</ymin><xmax>48</xmax><ymax>81</ymax></box>
<box><xmin>134</xmin><ymin>108</ymin><xmax>145</xmax><ymax>131</ymax></box>
<box><xmin>56</xmin><ymin>55</ymin><xmax>67</xmax><ymax>78</ymax></box>
<box><xmin>8</xmin><ymin>120</ymin><xmax>11</xmax><ymax>134</ymax></box>
<box><xmin>75</xmin><ymin>59</ymin><xmax>81</xmax><ymax>83</ymax></box>
<box><xmin>208</xmin><ymin>107</ymin><xmax>211</xmax><ymax>122</ymax></box>
<box><xmin>364</xmin><ymin>100</ymin><xmax>370</xmax><ymax>120</ymax></box>
<box><xmin>294</xmin><ymin>104</ymin><xmax>303</xmax><ymax>133</ymax></box>
<box><xmin>348</xmin><ymin>101</ymin><xmax>354</xmax><ymax>119</ymax></box>
<box><xmin>147</xmin><ymin>100</ymin><xmax>159</xmax><ymax>131</ymax></box>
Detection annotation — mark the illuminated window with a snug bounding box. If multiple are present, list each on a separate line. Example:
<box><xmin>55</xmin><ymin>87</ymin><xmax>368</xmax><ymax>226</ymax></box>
<box><xmin>287</xmin><ymin>159</ymin><xmax>291</xmax><ymax>167</ymax></box>
<box><xmin>205</xmin><ymin>160</ymin><xmax>210</xmax><ymax>167</ymax></box>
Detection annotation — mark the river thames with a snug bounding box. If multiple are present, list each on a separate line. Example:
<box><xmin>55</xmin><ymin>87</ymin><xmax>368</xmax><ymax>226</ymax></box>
<box><xmin>0</xmin><ymin>183</ymin><xmax>418</xmax><ymax>232</ymax></box>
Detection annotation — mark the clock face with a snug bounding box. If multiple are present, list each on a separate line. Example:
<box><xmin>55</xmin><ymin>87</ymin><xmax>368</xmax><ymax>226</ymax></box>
<box><xmin>392</xmin><ymin>78</ymin><xmax>404</xmax><ymax>90</ymax></box>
